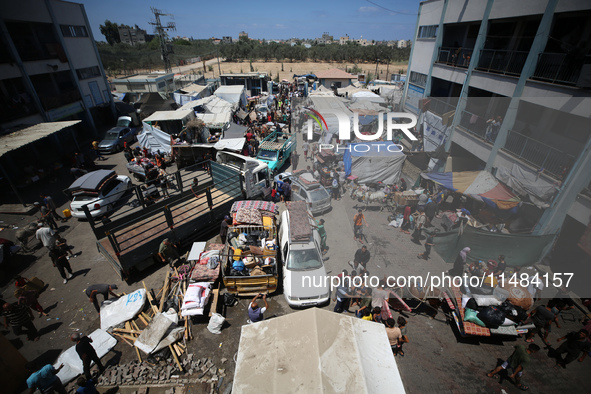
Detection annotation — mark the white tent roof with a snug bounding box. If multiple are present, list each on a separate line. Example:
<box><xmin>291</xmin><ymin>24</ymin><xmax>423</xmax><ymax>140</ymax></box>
<box><xmin>233</xmin><ymin>308</ymin><xmax>405</xmax><ymax>394</ymax></box>
<box><xmin>195</xmin><ymin>112</ymin><xmax>231</xmax><ymax>126</ymax></box>
<box><xmin>138</xmin><ymin>122</ymin><xmax>172</xmax><ymax>154</ymax></box>
<box><xmin>144</xmin><ymin>108</ymin><xmax>194</xmax><ymax>122</ymax></box>
<box><xmin>179</xmin><ymin>95</ymin><xmax>236</xmax><ymax>114</ymax></box>
<box><xmin>214</xmin><ymin>85</ymin><xmax>246</xmax><ymax>104</ymax></box>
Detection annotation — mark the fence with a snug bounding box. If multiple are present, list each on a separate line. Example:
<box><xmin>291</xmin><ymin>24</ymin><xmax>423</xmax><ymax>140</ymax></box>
<box><xmin>476</xmin><ymin>49</ymin><xmax>528</xmax><ymax>76</ymax></box>
<box><xmin>426</xmin><ymin>97</ymin><xmax>457</xmax><ymax>116</ymax></box>
<box><xmin>532</xmin><ymin>53</ymin><xmax>590</xmax><ymax>86</ymax></box>
<box><xmin>436</xmin><ymin>47</ymin><xmax>473</xmax><ymax>68</ymax></box>
<box><xmin>502</xmin><ymin>130</ymin><xmax>575</xmax><ymax>179</ymax></box>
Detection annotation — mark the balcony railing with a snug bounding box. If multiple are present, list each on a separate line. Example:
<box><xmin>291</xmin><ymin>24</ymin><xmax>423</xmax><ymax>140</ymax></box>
<box><xmin>503</xmin><ymin>130</ymin><xmax>575</xmax><ymax>179</ymax></box>
<box><xmin>476</xmin><ymin>49</ymin><xmax>528</xmax><ymax>76</ymax></box>
<box><xmin>436</xmin><ymin>47</ymin><xmax>473</xmax><ymax>68</ymax></box>
<box><xmin>532</xmin><ymin>52</ymin><xmax>591</xmax><ymax>86</ymax></box>
<box><xmin>425</xmin><ymin>97</ymin><xmax>457</xmax><ymax>116</ymax></box>
<box><xmin>457</xmin><ymin>110</ymin><xmax>496</xmax><ymax>141</ymax></box>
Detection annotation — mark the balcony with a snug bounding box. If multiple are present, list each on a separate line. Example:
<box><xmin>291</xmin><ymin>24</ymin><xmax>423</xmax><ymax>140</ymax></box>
<box><xmin>503</xmin><ymin>130</ymin><xmax>575</xmax><ymax>179</ymax></box>
<box><xmin>532</xmin><ymin>53</ymin><xmax>591</xmax><ymax>86</ymax></box>
<box><xmin>457</xmin><ymin>110</ymin><xmax>496</xmax><ymax>142</ymax></box>
<box><xmin>425</xmin><ymin>97</ymin><xmax>457</xmax><ymax>116</ymax></box>
<box><xmin>436</xmin><ymin>47</ymin><xmax>473</xmax><ymax>68</ymax></box>
<box><xmin>476</xmin><ymin>49</ymin><xmax>528</xmax><ymax>76</ymax></box>
<box><xmin>39</xmin><ymin>90</ymin><xmax>82</xmax><ymax>111</ymax></box>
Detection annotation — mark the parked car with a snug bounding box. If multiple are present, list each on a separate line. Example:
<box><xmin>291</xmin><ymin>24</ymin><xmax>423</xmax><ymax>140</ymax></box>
<box><xmin>98</xmin><ymin>116</ymin><xmax>137</xmax><ymax>154</ymax></box>
<box><xmin>66</xmin><ymin>169</ymin><xmax>132</xmax><ymax>219</ymax></box>
<box><xmin>279</xmin><ymin>201</ymin><xmax>329</xmax><ymax>308</ymax></box>
<box><xmin>276</xmin><ymin>171</ymin><xmax>331</xmax><ymax>215</ymax></box>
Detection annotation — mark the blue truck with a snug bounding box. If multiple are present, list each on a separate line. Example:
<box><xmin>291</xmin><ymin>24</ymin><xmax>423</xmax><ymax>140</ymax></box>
<box><xmin>256</xmin><ymin>130</ymin><xmax>296</xmax><ymax>175</ymax></box>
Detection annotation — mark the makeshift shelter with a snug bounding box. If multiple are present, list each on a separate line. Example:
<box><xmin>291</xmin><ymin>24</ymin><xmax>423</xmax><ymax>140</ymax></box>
<box><xmin>179</xmin><ymin>95</ymin><xmax>236</xmax><ymax>114</ymax></box>
<box><xmin>214</xmin><ymin>85</ymin><xmax>247</xmax><ymax>108</ymax></box>
<box><xmin>138</xmin><ymin>121</ymin><xmax>172</xmax><ymax>154</ymax></box>
<box><xmin>143</xmin><ymin>108</ymin><xmax>195</xmax><ymax>135</ymax></box>
<box><xmin>433</xmin><ymin>225</ymin><xmax>556</xmax><ymax>266</ymax></box>
<box><xmin>173</xmin><ymin>83</ymin><xmax>212</xmax><ymax>106</ymax></box>
<box><xmin>343</xmin><ymin>141</ymin><xmax>406</xmax><ymax>185</ymax></box>
<box><xmin>421</xmin><ymin>171</ymin><xmax>521</xmax><ymax>211</ymax></box>
<box><xmin>233</xmin><ymin>308</ymin><xmax>405</xmax><ymax>394</ymax></box>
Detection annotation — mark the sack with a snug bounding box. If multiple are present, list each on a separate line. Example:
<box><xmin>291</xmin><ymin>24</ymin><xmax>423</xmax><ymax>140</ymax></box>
<box><xmin>207</xmin><ymin>313</ymin><xmax>225</xmax><ymax>335</ymax></box>
<box><xmin>464</xmin><ymin>308</ymin><xmax>486</xmax><ymax>327</ymax></box>
<box><xmin>223</xmin><ymin>293</ymin><xmax>238</xmax><ymax>307</ymax></box>
<box><xmin>206</xmin><ymin>256</ymin><xmax>219</xmax><ymax>269</ymax></box>
<box><xmin>477</xmin><ymin>306</ymin><xmax>506</xmax><ymax>329</ymax></box>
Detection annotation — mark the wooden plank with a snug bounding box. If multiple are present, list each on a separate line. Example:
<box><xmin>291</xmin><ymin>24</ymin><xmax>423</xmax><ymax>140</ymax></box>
<box><xmin>169</xmin><ymin>345</ymin><xmax>183</xmax><ymax>372</ymax></box>
<box><xmin>114</xmin><ymin>333</ymin><xmax>134</xmax><ymax>347</ymax></box>
<box><xmin>113</xmin><ymin>328</ymin><xmax>142</xmax><ymax>335</ymax></box>
<box><xmin>158</xmin><ymin>271</ymin><xmax>171</xmax><ymax>312</ymax></box>
<box><xmin>137</xmin><ymin>314</ymin><xmax>149</xmax><ymax>327</ymax></box>
<box><xmin>143</xmin><ymin>281</ymin><xmax>159</xmax><ymax>314</ymax></box>
<box><xmin>141</xmin><ymin>312</ymin><xmax>152</xmax><ymax>322</ymax></box>
<box><xmin>209</xmin><ymin>289</ymin><xmax>219</xmax><ymax>317</ymax></box>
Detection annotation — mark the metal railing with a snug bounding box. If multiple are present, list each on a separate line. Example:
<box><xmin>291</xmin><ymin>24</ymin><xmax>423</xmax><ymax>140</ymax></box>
<box><xmin>457</xmin><ymin>110</ymin><xmax>492</xmax><ymax>141</ymax></box>
<box><xmin>436</xmin><ymin>47</ymin><xmax>473</xmax><ymax>68</ymax></box>
<box><xmin>533</xmin><ymin>53</ymin><xmax>591</xmax><ymax>86</ymax></box>
<box><xmin>476</xmin><ymin>49</ymin><xmax>529</xmax><ymax>76</ymax></box>
<box><xmin>502</xmin><ymin>130</ymin><xmax>575</xmax><ymax>179</ymax></box>
<box><xmin>426</xmin><ymin>97</ymin><xmax>457</xmax><ymax>116</ymax></box>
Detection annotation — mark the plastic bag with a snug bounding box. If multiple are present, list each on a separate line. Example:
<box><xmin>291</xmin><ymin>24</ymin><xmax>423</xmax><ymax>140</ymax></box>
<box><xmin>207</xmin><ymin>313</ymin><xmax>225</xmax><ymax>334</ymax></box>
<box><xmin>477</xmin><ymin>306</ymin><xmax>506</xmax><ymax>328</ymax></box>
<box><xmin>464</xmin><ymin>308</ymin><xmax>486</xmax><ymax>327</ymax></box>
<box><xmin>207</xmin><ymin>256</ymin><xmax>219</xmax><ymax>269</ymax></box>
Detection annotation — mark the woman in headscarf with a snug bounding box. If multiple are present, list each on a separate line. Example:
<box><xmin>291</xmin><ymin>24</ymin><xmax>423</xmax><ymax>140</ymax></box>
<box><xmin>400</xmin><ymin>205</ymin><xmax>412</xmax><ymax>234</ymax></box>
<box><xmin>449</xmin><ymin>247</ymin><xmax>470</xmax><ymax>276</ymax></box>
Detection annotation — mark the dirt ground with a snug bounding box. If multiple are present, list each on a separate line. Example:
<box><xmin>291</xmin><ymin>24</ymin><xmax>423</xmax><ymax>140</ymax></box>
<box><xmin>118</xmin><ymin>60</ymin><xmax>408</xmax><ymax>82</ymax></box>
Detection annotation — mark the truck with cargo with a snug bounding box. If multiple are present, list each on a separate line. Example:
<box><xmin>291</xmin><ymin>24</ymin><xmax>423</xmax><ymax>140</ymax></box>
<box><xmin>220</xmin><ymin>201</ymin><xmax>279</xmax><ymax>296</ymax></box>
<box><xmin>256</xmin><ymin>130</ymin><xmax>296</xmax><ymax>175</ymax></box>
<box><xmin>215</xmin><ymin>151</ymin><xmax>271</xmax><ymax>200</ymax></box>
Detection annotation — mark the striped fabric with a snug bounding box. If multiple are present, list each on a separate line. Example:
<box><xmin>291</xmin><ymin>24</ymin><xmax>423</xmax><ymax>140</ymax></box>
<box><xmin>3</xmin><ymin>303</ymin><xmax>30</xmax><ymax>326</ymax></box>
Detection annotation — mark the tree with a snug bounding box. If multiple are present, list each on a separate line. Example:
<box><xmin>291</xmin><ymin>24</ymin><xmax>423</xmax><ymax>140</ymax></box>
<box><xmin>99</xmin><ymin>20</ymin><xmax>120</xmax><ymax>46</ymax></box>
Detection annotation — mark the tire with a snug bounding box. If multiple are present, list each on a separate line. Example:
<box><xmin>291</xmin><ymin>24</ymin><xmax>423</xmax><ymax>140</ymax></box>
<box><xmin>115</xmin><ymin>144</ymin><xmax>122</xmax><ymax>153</ymax></box>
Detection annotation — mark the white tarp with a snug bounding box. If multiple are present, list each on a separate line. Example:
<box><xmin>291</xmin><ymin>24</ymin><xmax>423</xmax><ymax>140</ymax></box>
<box><xmin>134</xmin><ymin>310</ymin><xmax>178</xmax><ymax>354</ymax></box>
<box><xmin>179</xmin><ymin>95</ymin><xmax>236</xmax><ymax>114</ymax></box>
<box><xmin>138</xmin><ymin>122</ymin><xmax>172</xmax><ymax>154</ymax></box>
<box><xmin>234</xmin><ymin>308</ymin><xmax>405</xmax><ymax>394</ymax></box>
<box><xmin>100</xmin><ymin>289</ymin><xmax>146</xmax><ymax>330</ymax></box>
<box><xmin>195</xmin><ymin>112</ymin><xmax>231</xmax><ymax>127</ymax></box>
<box><xmin>55</xmin><ymin>329</ymin><xmax>117</xmax><ymax>384</ymax></box>
<box><xmin>214</xmin><ymin>86</ymin><xmax>247</xmax><ymax>108</ymax></box>
<box><xmin>213</xmin><ymin>138</ymin><xmax>246</xmax><ymax>152</ymax></box>
<box><xmin>495</xmin><ymin>163</ymin><xmax>558</xmax><ymax>208</ymax></box>
<box><xmin>344</xmin><ymin>142</ymin><xmax>406</xmax><ymax>185</ymax></box>
<box><xmin>422</xmin><ymin>111</ymin><xmax>448</xmax><ymax>152</ymax></box>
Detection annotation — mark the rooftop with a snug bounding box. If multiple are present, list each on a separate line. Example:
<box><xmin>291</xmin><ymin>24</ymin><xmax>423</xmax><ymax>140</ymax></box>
<box><xmin>112</xmin><ymin>73</ymin><xmax>174</xmax><ymax>82</ymax></box>
<box><xmin>0</xmin><ymin>120</ymin><xmax>81</xmax><ymax>157</ymax></box>
<box><xmin>315</xmin><ymin>68</ymin><xmax>356</xmax><ymax>80</ymax></box>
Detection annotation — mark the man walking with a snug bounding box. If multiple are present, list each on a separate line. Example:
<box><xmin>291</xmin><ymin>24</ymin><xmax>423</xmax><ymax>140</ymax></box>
<box><xmin>85</xmin><ymin>284</ymin><xmax>119</xmax><ymax>314</ymax></box>
<box><xmin>3</xmin><ymin>302</ymin><xmax>40</xmax><ymax>342</ymax></box>
<box><xmin>418</xmin><ymin>229</ymin><xmax>438</xmax><ymax>260</ymax></box>
<box><xmin>26</xmin><ymin>362</ymin><xmax>66</xmax><ymax>394</ymax></box>
<box><xmin>525</xmin><ymin>303</ymin><xmax>559</xmax><ymax>346</ymax></box>
<box><xmin>247</xmin><ymin>294</ymin><xmax>268</xmax><ymax>323</ymax></box>
<box><xmin>49</xmin><ymin>246</ymin><xmax>74</xmax><ymax>284</ymax></box>
<box><xmin>487</xmin><ymin>343</ymin><xmax>539</xmax><ymax>391</ymax></box>
<box><xmin>353</xmin><ymin>209</ymin><xmax>368</xmax><ymax>243</ymax></box>
<box><xmin>291</xmin><ymin>151</ymin><xmax>299</xmax><ymax>171</ymax></box>
<box><xmin>71</xmin><ymin>333</ymin><xmax>105</xmax><ymax>380</ymax></box>
<box><xmin>555</xmin><ymin>329</ymin><xmax>590</xmax><ymax>368</ymax></box>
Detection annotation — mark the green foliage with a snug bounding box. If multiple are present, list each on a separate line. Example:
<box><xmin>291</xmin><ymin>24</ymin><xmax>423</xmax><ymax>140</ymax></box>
<box><xmin>148</xmin><ymin>38</ymin><xmax>160</xmax><ymax>50</ymax></box>
<box><xmin>273</xmin><ymin>74</ymin><xmax>280</xmax><ymax>83</ymax></box>
<box><xmin>208</xmin><ymin>65</ymin><xmax>214</xmax><ymax>72</ymax></box>
<box><xmin>99</xmin><ymin>20</ymin><xmax>120</xmax><ymax>46</ymax></box>
<box><xmin>173</xmin><ymin>39</ymin><xmax>191</xmax><ymax>46</ymax></box>
<box><xmin>350</xmin><ymin>64</ymin><xmax>362</xmax><ymax>74</ymax></box>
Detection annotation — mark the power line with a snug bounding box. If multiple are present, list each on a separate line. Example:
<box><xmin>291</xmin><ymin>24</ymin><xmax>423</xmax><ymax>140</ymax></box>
<box><xmin>365</xmin><ymin>0</ymin><xmax>418</xmax><ymax>16</ymax></box>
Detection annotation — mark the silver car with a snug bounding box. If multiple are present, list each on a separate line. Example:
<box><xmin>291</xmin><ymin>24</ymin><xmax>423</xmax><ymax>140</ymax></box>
<box><xmin>290</xmin><ymin>173</ymin><xmax>332</xmax><ymax>215</ymax></box>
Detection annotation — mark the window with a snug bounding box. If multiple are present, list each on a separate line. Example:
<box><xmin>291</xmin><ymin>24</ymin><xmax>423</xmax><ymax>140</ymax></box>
<box><xmin>60</xmin><ymin>25</ymin><xmax>88</xmax><ymax>38</ymax></box>
<box><xmin>409</xmin><ymin>71</ymin><xmax>427</xmax><ymax>87</ymax></box>
<box><xmin>157</xmin><ymin>81</ymin><xmax>166</xmax><ymax>89</ymax></box>
<box><xmin>76</xmin><ymin>66</ymin><xmax>101</xmax><ymax>80</ymax></box>
<box><xmin>6</xmin><ymin>21</ymin><xmax>65</xmax><ymax>62</ymax></box>
<box><xmin>418</xmin><ymin>25</ymin><xmax>438</xmax><ymax>39</ymax></box>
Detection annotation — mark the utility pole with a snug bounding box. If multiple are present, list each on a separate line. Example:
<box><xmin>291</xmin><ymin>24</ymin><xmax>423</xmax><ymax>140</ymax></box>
<box><xmin>217</xmin><ymin>49</ymin><xmax>221</xmax><ymax>76</ymax></box>
<box><xmin>149</xmin><ymin>7</ymin><xmax>176</xmax><ymax>73</ymax></box>
<box><xmin>375</xmin><ymin>58</ymin><xmax>379</xmax><ymax>81</ymax></box>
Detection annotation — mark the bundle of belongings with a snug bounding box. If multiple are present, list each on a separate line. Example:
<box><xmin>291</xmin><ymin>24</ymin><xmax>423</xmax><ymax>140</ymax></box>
<box><xmin>460</xmin><ymin>270</ymin><xmax>532</xmax><ymax>330</ymax></box>
<box><xmin>181</xmin><ymin>282</ymin><xmax>213</xmax><ymax>317</ymax></box>
<box><xmin>226</xmin><ymin>229</ymin><xmax>276</xmax><ymax>277</ymax></box>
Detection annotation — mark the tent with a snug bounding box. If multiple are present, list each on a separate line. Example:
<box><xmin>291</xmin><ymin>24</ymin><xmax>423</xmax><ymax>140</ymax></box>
<box><xmin>343</xmin><ymin>141</ymin><xmax>406</xmax><ymax>185</ymax></box>
<box><xmin>138</xmin><ymin>121</ymin><xmax>172</xmax><ymax>154</ymax></box>
<box><xmin>214</xmin><ymin>85</ymin><xmax>247</xmax><ymax>108</ymax></box>
<box><xmin>233</xmin><ymin>308</ymin><xmax>405</xmax><ymax>394</ymax></box>
<box><xmin>420</xmin><ymin>171</ymin><xmax>520</xmax><ymax>210</ymax></box>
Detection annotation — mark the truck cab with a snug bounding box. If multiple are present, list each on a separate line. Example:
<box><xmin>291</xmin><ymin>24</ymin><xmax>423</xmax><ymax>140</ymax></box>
<box><xmin>256</xmin><ymin>130</ymin><xmax>296</xmax><ymax>175</ymax></box>
<box><xmin>216</xmin><ymin>151</ymin><xmax>270</xmax><ymax>199</ymax></box>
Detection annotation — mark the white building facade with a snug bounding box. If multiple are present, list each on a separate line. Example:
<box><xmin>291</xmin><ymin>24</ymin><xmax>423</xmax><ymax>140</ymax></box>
<box><xmin>0</xmin><ymin>0</ymin><xmax>114</xmax><ymax>132</ymax></box>
<box><xmin>402</xmin><ymin>0</ymin><xmax>591</xmax><ymax>281</ymax></box>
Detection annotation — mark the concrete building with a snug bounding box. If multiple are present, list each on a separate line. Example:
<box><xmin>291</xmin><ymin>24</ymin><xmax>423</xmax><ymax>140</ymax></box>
<box><xmin>340</xmin><ymin>35</ymin><xmax>350</xmax><ymax>45</ymax></box>
<box><xmin>111</xmin><ymin>73</ymin><xmax>175</xmax><ymax>95</ymax></box>
<box><xmin>402</xmin><ymin>0</ymin><xmax>591</xmax><ymax>276</ymax></box>
<box><xmin>318</xmin><ymin>32</ymin><xmax>333</xmax><ymax>45</ymax></box>
<box><xmin>219</xmin><ymin>72</ymin><xmax>269</xmax><ymax>96</ymax></box>
<box><xmin>0</xmin><ymin>0</ymin><xmax>114</xmax><ymax>133</ymax></box>
<box><xmin>222</xmin><ymin>36</ymin><xmax>233</xmax><ymax>44</ymax></box>
<box><xmin>118</xmin><ymin>25</ymin><xmax>148</xmax><ymax>46</ymax></box>
<box><xmin>397</xmin><ymin>39</ymin><xmax>408</xmax><ymax>49</ymax></box>
<box><xmin>315</xmin><ymin>69</ymin><xmax>356</xmax><ymax>89</ymax></box>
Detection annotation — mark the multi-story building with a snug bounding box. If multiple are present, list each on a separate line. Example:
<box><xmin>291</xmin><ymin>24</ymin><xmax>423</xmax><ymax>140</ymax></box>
<box><xmin>397</xmin><ymin>39</ymin><xmax>408</xmax><ymax>49</ymax></box>
<box><xmin>402</xmin><ymin>0</ymin><xmax>591</xmax><ymax>280</ymax></box>
<box><xmin>318</xmin><ymin>32</ymin><xmax>333</xmax><ymax>45</ymax></box>
<box><xmin>118</xmin><ymin>25</ymin><xmax>148</xmax><ymax>46</ymax></box>
<box><xmin>340</xmin><ymin>35</ymin><xmax>350</xmax><ymax>45</ymax></box>
<box><xmin>0</xmin><ymin>0</ymin><xmax>113</xmax><ymax>133</ymax></box>
<box><xmin>222</xmin><ymin>36</ymin><xmax>233</xmax><ymax>44</ymax></box>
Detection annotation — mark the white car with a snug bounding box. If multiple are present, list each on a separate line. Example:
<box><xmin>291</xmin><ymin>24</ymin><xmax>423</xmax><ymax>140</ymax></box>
<box><xmin>279</xmin><ymin>202</ymin><xmax>329</xmax><ymax>307</ymax></box>
<box><xmin>67</xmin><ymin>170</ymin><xmax>132</xmax><ymax>219</ymax></box>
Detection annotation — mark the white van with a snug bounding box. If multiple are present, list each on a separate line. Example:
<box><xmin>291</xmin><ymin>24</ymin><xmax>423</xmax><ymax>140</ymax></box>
<box><xmin>216</xmin><ymin>151</ymin><xmax>271</xmax><ymax>199</ymax></box>
<box><xmin>279</xmin><ymin>201</ymin><xmax>329</xmax><ymax>307</ymax></box>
